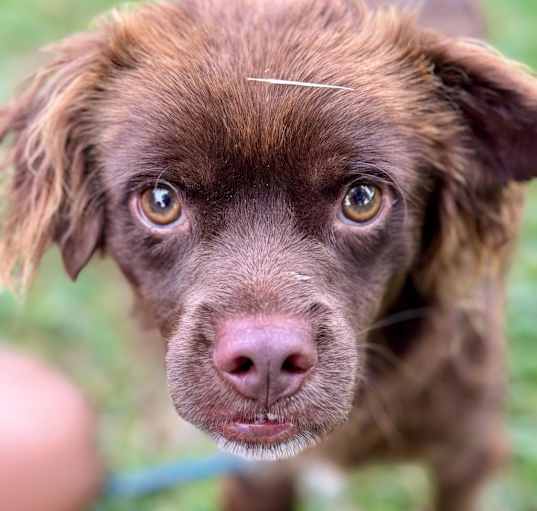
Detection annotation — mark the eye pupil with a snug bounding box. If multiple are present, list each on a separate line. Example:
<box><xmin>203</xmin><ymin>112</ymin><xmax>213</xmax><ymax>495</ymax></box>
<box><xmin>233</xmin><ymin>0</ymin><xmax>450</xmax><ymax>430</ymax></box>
<box><xmin>151</xmin><ymin>188</ymin><xmax>173</xmax><ymax>212</ymax></box>
<box><xmin>348</xmin><ymin>185</ymin><xmax>375</xmax><ymax>208</ymax></box>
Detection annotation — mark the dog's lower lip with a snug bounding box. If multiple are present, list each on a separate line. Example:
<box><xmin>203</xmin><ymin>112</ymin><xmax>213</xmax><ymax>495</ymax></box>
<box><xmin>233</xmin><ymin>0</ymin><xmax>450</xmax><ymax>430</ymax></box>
<box><xmin>223</xmin><ymin>421</ymin><xmax>296</xmax><ymax>443</ymax></box>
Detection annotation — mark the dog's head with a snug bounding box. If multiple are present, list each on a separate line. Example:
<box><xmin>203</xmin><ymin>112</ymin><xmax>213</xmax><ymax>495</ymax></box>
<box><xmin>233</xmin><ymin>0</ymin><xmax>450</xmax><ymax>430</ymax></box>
<box><xmin>2</xmin><ymin>0</ymin><xmax>537</xmax><ymax>459</ymax></box>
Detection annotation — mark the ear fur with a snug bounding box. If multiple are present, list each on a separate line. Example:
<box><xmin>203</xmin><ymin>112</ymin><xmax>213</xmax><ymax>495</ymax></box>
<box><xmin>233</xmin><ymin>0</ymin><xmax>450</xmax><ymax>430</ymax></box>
<box><xmin>0</xmin><ymin>31</ymin><xmax>106</xmax><ymax>291</ymax></box>
<box><xmin>424</xmin><ymin>32</ymin><xmax>537</xmax><ymax>184</ymax></box>
<box><xmin>415</xmin><ymin>31</ymin><xmax>537</xmax><ymax>298</ymax></box>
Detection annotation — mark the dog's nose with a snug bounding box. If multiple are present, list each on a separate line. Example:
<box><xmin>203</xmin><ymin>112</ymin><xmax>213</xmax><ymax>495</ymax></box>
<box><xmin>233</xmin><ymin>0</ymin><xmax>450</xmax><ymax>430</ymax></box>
<box><xmin>213</xmin><ymin>316</ymin><xmax>317</xmax><ymax>406</ymax></box>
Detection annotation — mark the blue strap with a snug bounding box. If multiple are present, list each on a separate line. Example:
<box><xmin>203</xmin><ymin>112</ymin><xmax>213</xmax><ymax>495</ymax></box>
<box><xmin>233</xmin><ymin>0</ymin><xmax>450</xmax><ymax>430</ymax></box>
<box><xmin>103</xmin><ymin>454</ymin><xmax>249</xmax><ymax>499</ymax></box>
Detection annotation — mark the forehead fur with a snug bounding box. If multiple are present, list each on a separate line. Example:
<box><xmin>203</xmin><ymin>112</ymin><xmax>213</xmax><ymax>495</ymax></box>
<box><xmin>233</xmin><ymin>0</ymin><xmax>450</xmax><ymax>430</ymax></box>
<box><xmin>93</xmin><ymin>0</ymin><xmax>456</xmax><ymax>195</ymax></box>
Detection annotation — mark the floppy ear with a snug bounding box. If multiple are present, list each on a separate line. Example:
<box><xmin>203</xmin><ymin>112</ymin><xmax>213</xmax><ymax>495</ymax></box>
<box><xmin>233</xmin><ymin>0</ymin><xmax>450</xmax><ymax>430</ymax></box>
<box><xmin>0</xmin><ymin>31</ymin><xmax>106</xmax><ymax>291</ymax></box>
<box><xmin>414</xmin><ymin>32</ymin><xmax>537</xmax><ymax>298</ymax></box>
<box><xmin>425</xmin><ymin>34</ymin><xmax>537</xmax><ymax>184</ymax></box>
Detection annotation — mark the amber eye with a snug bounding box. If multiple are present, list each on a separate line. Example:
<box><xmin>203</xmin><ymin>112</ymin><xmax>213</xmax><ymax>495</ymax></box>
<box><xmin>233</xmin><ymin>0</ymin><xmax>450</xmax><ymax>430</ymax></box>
<box><xmin>139</xmin><ymin>184</ymin><xmax>182</xmax><ymax>226</ymax></box>
<box><xmin>341</xmin><ymin>184</ymin><xmax>383</xmax><ymax>223</ymax></box>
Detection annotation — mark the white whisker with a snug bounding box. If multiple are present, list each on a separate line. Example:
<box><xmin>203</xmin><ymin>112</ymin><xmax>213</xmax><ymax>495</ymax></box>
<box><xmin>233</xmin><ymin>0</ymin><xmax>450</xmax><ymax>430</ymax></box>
<box><xmin>246</xmin><ymin>77</ymin><xmax>354</xmax><ymax>91</ymax></box>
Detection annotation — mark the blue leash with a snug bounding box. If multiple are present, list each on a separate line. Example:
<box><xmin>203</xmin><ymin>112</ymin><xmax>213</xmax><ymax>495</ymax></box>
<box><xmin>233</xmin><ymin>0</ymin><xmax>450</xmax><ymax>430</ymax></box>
<box><xmin>103</xmin><ymin>454</ymin><xmax>249</xmax><ymax>500</ymax></box>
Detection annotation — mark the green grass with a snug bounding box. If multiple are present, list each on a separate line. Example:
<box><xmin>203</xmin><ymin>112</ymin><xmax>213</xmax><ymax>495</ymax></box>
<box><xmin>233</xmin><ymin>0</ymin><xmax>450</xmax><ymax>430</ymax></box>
<box><xmin>1</xmin><ymin>1</ymin><xmax>536</xmax><ymax>510</ymax></box>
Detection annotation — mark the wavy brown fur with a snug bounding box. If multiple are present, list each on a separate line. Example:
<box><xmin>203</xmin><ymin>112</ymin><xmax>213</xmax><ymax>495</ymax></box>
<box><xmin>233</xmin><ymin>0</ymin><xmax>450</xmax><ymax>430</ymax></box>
<box><xmin>0</xmin><ymin>31</ymin><xmax>106</xmax><ymax>290</ymax></box>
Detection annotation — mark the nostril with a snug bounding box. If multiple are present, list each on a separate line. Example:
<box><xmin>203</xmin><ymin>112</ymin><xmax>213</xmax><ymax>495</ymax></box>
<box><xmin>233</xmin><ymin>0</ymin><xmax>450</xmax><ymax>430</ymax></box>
<box><xmin>228</xmin><ymin>356</ymin><xmax>255</xmax><ymax>376</ymax></box>
<box><xmin>281</xmin><ymin>354</ymin><xmax>313</xmax><ymax>375</ymax></box>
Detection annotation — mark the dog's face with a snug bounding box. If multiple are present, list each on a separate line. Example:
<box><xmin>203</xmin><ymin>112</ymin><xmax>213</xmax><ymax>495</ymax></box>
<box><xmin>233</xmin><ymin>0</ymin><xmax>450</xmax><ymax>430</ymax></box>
<box><xmin>101</xmin><ymin>42</ymin><xmax>426</xmax><ymax>458</ymax></box>
<box><xmin>2</xmin><ymin>0</ymin><xmax>537</xmax><ymax>459</ymax></box>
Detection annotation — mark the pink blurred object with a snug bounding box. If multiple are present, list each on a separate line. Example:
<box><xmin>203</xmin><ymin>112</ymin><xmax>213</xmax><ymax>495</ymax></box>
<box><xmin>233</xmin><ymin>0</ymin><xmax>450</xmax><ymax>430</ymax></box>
<box><xmin>0</xmin><ymin>348</ymin><xmax>104</xmax><ymax>511</ymax></box>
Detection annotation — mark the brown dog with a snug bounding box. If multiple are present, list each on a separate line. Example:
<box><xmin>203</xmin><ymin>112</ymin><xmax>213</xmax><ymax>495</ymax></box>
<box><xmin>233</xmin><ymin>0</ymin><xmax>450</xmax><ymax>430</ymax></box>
<box><xmin>1</xmin><ymin>1</ymin><xmax>536</xmax><ymax>509</ymax></box>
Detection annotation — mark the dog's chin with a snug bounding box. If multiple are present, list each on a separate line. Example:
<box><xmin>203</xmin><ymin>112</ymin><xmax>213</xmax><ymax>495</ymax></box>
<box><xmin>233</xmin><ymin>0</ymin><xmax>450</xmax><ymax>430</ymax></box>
<box><xmin>172</xmin><ymin>403</ymin><xmax>348</xmax><ymax>460</ymax></box>
<box><xmin>199</xmin><ymin>414</ymin><xmax>333</xmax><ymax>460</ymax></box>
<box><xmin>171</xmin><ymin>389</ymin><xmax>355</xmax><ymax>460</ymax></box>
<box><xmin>212</xmin><ymin>429</ymin><xmax>322</xmax><ymax>461</ymax></box>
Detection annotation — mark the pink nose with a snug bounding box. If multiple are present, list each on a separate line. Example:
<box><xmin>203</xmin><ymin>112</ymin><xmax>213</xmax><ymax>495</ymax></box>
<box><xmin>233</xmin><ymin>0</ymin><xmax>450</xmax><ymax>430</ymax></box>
<box><xmin>213</xmin><ymin>316</ymin><xmax>317</xmax><ymax>407</ymax></box>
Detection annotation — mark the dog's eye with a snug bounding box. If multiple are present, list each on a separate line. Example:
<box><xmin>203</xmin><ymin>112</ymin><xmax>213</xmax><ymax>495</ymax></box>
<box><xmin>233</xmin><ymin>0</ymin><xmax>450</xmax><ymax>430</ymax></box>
<box><xmin>139</xmin><ymin>185</ymin><xmax>183</xmax><ymax>226</ymax></box>
<box><xmin>341</xmin><ymin>184</ymin><xmax>383</xmax><ymax>223</ymax></box>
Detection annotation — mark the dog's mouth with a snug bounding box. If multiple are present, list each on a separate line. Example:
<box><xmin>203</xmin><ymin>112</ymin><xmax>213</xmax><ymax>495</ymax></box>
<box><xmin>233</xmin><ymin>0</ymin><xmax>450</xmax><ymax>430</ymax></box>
<box><xmin>209</xmin><ymin>412</ymin><xmax>320</xmax><ymax>459</ymax></box>
<box><xmin>221</xmin><ymin>413</ymin><xmax>297</xmax><ymax>444</ymax></box>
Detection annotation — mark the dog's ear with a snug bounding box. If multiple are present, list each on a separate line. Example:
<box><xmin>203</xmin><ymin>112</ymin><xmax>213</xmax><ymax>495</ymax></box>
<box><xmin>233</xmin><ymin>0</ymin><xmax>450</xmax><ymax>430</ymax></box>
<box><xmin>415</xmin><ymin>32</ymin><xmax>537</xmax><ymax>297</ymax></box>
<box><xmin>424</xmin><ymin>33</ymin><xmax>537</xmax><ymax>184</ymax></box>
<box><xmin>0</xmin><ymin>31</ymin><xmax>106</xmax><ymax>291</ymax></box>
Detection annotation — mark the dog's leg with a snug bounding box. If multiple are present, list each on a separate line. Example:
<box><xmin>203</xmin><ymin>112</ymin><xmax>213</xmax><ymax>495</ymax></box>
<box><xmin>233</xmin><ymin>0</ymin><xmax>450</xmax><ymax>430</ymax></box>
<box><xmin>221</xmin><ymin>465</ymin><xmax>298</xmax><ymax>511</ymax></box>
<box><xmin>428</xmin><ymin>428</ymin><xmax>510</xmax><ymax>511</ymax></box>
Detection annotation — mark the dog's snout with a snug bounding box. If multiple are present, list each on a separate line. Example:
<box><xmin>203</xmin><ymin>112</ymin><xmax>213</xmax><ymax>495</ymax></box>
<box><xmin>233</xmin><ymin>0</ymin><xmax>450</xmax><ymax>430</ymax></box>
<box><xmin>213</xmin><ymin>316</ymin><xmax>317</xmax><ymax>406</ymax></box>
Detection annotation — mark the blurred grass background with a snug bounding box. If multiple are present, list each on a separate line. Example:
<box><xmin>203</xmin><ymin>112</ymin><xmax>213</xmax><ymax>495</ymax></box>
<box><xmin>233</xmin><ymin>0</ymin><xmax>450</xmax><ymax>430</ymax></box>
<box><xmin>0</xmin><ymin>1</ymin><xmax>536</xmax><ymax>509</ymax></box>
